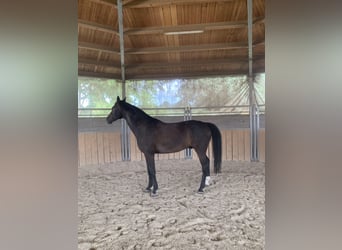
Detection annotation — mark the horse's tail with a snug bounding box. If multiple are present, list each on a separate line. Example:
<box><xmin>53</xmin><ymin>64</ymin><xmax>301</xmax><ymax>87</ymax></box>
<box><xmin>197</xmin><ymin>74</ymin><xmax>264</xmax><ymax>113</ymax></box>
<box><xmin>207</xmin><ymin>123</ymin><xmax>222</xmax><ymax>174</ymax></box>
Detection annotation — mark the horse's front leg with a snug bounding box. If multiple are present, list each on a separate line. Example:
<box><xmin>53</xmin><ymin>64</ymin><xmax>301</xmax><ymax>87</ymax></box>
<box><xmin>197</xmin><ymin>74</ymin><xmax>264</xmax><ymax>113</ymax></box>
<box><xmin>144</xmin><ymin>160</ymin><xmax>153</xmax><ymax>192</ymax></box>
<box><xmin>144</xmin><ymin>153</ymin><xmax>158</xmax><ymax>197</ymax></box>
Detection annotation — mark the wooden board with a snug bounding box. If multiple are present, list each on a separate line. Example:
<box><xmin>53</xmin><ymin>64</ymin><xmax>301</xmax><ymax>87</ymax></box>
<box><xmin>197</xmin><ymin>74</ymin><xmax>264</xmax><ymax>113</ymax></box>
<box><xmin>103</xmin><ymin>132</ymin><xmax>111</xmax><ymax>163</ymax></box>
<box><xmin>225</xmin><ymin>130</ymin><xmax>233</xmax><ymax>161</ymax></box>
<box><xmin>238</xmin><ymin>130</ymin><xmax>245</xmax><ymax>161</ymax></box>
<box><xmin>232</xmin><ymin>130</ymin><xmax>239</xmax><ymax>161</ymax></box>
<box><xmin>78</xmin><ymin>133</ymin><xmax>86</xmax><ymax>166</ymax></box>
<box><xmin>78</xmin><ymin>129</ymin><xmax>265</xmax><ymax>166</ymax></box>
<box><xmin>244</xmin><ymin>130</ymin><xmax>250</xmax><ymax>161</ymax></box>
<box><xmin>96</xmin><ymin>132</ymin><xmax>105</xmax><ymax>165</ymax></box>
<box><xmin>258</xmin><ymin>129</ymin><xmax>265</xmax><ymax>162</ymax></box>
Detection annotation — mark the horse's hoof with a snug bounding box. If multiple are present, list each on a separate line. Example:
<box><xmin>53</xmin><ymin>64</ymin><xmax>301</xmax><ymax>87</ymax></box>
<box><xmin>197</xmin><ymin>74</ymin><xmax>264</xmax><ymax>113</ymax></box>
<box><xmin>150</xmin><ymin>192</ymin><xmax>158</xmax><ymax>197</ymax></box>
<box><xmin>197</xmin><ymin>190</ymin><xmax>204</xmax><ymax>194</ymax></box>
<box><xmin>143</xmin><ymin>188</ymin><xmax>151</xmax><ymax>193</ymax></box>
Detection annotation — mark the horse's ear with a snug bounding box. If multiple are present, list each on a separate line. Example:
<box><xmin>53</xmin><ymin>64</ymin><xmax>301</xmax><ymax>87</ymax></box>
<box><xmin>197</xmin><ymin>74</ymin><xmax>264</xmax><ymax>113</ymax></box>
<box><xmin>117</xmin><ymin>96</ymin><xmax>120</xmax><ymax>102</ymax></box>
<box><xmin>123</xmin><ymin>97</ymin><xmax>126</xmax><ymax>102</ymax></box>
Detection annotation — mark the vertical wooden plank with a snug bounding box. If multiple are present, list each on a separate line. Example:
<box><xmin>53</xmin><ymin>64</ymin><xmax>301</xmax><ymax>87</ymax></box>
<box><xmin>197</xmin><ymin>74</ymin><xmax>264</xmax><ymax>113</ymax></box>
<box><xmin>168</xmin><ymin>153</ymin><xmax>173</xmax><ymax>160</ymax></box>
<box><xmin>159</xmin><ymin>153</ymin><xmax>168</xmax><ymax>160</ymax></box>
<box><xmin>192</xmin><ymin>149</ymin><xmax>198</xmax><ymax>160</ymax></box>
<box><xmin>174</xmin><ymin>151</ymin><xmax>181</xmax><ymax>160</ymax></box>
<box><xmin>258</xmin><ymin>129</ymin><xmax>265</xmax><ymax>162</ymax></box>
<box><xmin>133</xmin><ymin>134</ymin><xmax>143</xmax><ymax>161</ymax></box>
<box><xmin>232</xmin><ymin>130</ymin><xmax>239</xmax><ymax>161</ymax></box>
<box><xmin>90</xmin><ymin>133</ymin><xmax>98</xmax><ymax>165</ymax></box>
<box><xmin>84</xmin><ymin>133</ymin><xmax>92</xmax><ymax>165</ymax></box>
<box><xmin>97</xmin><ymin>132</ymin><xmax>105</xmax><ymax>165</ymax></box>
<box><xmin>103</xmin><ymin>132</ymin><xmax>111</xmax><ymax>163</ymax></box>
<box><xmin>78</xmin><ymin>133</ymin><xmax>86</xmax><ymax>166</ymax></box>
<box><xmin>238</xmin><ymin>130</ymin><xmax>245</xmax><ymax>161</ymax></box>
<box><xmin>130</xmin><ymin>133</ymin><xmax>137</xmax><ymax>161</ymax></box>
<box><xmin>109</xmin><ymin>133</ymin><xmax>116</xmax><ymax>162</ymax></box>
<box><xmin>244</xmin><ymin>129</ymin><xmax>251</xmax><ymax>161</ymax></box>
<box><xmin>113</xmin><ymin>132</ymin><xmax>122</xmax><ymax>161</ymax></box>
<box><xmin>221</xmin><ymin>130</ymin><xmax>227</xmax><ymax>161</ymax></box>
<box><xmin>225</xmin><ymin>130</ymin><xmax>233</xmax><ymax>161</ymax></box>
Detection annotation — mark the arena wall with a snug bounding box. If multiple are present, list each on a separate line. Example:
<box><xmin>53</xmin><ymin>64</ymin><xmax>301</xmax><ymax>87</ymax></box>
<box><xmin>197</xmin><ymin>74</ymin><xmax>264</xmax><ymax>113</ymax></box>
<box><xmin>78</xmin><ymin>129</ymin><xmax>265</xmax><ymax>166</ymax></box>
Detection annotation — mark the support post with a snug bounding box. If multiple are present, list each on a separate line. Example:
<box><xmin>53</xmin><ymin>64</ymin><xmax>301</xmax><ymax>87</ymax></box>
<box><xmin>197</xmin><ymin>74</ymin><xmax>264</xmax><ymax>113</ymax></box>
<box><xmin>117</xmin><ymin>0</ymin><xmax>130</xmax><ymax>161</ymax></box>
<box><xmin>184</xmin><ymin>106</ymin><xmax>192</xmax><ymax>159</ymax></box>
<box><xmin>247</xmin><ymin>0</ymin><xmax>259</xmax><ymax>161</ymax></box>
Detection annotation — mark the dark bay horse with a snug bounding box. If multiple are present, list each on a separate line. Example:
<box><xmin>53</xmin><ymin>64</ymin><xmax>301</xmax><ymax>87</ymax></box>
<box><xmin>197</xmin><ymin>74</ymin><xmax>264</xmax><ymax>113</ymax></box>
<box><xmin>106</xmin><ymin>96</ymin><xmax>222</xmax><ymax>196</ymax></box>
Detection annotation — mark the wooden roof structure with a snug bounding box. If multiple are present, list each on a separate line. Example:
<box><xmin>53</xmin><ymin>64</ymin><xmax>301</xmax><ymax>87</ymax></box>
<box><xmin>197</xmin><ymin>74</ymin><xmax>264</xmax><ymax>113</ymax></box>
<box><xmin>78</xmin><ymin>0</ymin><xmax>265</xmax><ymax>80</ymax></box>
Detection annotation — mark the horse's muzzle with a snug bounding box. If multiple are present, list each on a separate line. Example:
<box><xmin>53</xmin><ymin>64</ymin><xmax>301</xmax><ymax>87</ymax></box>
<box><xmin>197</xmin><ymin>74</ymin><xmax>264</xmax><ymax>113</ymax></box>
<box><xmin>106</xmin><ymin>116</ymin><xmax>112</xmax><ymax>124</ymax></box>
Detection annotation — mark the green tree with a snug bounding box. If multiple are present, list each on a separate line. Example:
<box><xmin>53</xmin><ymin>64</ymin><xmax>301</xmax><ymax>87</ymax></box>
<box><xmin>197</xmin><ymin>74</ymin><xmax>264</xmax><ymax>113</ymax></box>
<box><xmin>78</xmin><ymin>78</ymin><xmax>122</xmax><ymax>108</ymax></box>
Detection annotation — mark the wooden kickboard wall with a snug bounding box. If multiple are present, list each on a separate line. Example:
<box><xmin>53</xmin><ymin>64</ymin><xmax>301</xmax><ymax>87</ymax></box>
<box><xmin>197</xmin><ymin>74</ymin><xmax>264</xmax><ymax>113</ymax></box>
<box><xmin>78</xmin><ymin>129</ymin><xmax>265</xmax><ymax>166</ymax></box>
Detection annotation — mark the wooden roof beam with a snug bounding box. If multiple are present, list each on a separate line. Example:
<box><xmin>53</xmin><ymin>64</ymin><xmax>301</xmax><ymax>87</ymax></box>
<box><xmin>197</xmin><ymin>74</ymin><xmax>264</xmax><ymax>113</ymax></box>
<box><xmin>126</xmin><ymin>57</ymin><xmax>264</xmax><ymax>70</ymax></box>
<box><xmin>125</xmin><ymin>68</ymin><xmax>265</xmax><ymax>80</ymax></box>
<box><xmin>91</xmin><ymin>0</ymin><xmax>117</xmax><ymax>8</ymax></box>
<box><xmin>125</xmin><ymin>41</ymin><xmax>264</xmax><ymax>55</ymax></box>
<box><xmin>78</xmin><ymin>56</ymin><xmax>264</xmax><ymax>70</ymax></box>
<box><xmin>124</xmin><ymin>0</ymin><xmax>241</xmax><ymax>8</ymax></box>
<box><xmin>78</xmin><ymin>67</ymin><xmax>265</xmax><ymax>80</ymax></box>
<box><xmin>78</xmin><ymin>70</ymin><xmax>121</xmax><ymax>79</ymax></box>
<box><xmin>78</xmin><ymin>19</ymin><xmax>118</xmax><ymax>35</ymax></box>
<box><xmin>79</xmin><ymin>58</ymin><xmax>121</xmax><ymax>69</ymax></box>
<box><xmin>124</xmin><ymin>18</ymin><xmax>264</xmax><ymax>35</ymax></box>
<box><xmin>78</xmin><ymin>41</ymin><xmax>120</xmax><ymax>54</ymax></box>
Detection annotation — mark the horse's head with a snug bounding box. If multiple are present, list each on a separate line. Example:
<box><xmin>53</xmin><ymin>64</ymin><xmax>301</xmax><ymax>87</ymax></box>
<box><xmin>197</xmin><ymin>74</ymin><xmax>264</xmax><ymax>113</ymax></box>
<box><xmin>106</xmin><ymin>96</ymin><xmax>126</xmax><ymax>124</ymax></box>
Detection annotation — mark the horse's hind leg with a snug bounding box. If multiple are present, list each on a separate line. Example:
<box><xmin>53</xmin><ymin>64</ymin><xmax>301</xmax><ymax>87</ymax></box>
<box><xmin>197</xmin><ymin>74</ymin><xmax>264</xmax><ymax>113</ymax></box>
<box><xmin>144</xmin><ymin>153</ymin><xmax>158</xmax><ymax>196</ymax></box>
<box><xmin>196</xmin><ymin>151</ymin><xmax>210</xmax><ymax>193</ymax></box>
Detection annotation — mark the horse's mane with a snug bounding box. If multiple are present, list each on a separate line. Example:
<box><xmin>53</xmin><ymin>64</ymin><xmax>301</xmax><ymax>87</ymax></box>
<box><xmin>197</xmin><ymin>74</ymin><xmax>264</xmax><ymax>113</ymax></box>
<box><xmin>121</xmin><ymin>101</ymin><xmax>160</xmax><ymax>123</ymax></box>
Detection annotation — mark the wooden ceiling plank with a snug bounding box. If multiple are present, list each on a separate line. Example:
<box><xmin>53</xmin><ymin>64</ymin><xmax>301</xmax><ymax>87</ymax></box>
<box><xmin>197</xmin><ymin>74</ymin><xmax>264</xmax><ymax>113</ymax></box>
<box><xmin>78</xmin><ymin>19</ymin><xmax>118</xmax><ymax>35</ymax></box>
<box><xmin>79</xmin><ymin>41</ymin><xmax>120</xmax><ymax>54</ymax></box>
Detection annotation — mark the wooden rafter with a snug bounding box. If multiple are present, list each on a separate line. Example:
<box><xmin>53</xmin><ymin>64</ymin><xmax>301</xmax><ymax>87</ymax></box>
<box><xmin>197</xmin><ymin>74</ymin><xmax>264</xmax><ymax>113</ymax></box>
<box><xmin>124</xmin><ymin>18</ymin><xmax>264</xmax><ymax>35</ymax></box>
<box><xmin>79</xmin><ymin>40</ymin><xmax>263</xmax><ymax>55</ymax></box>
<box><xmin>125</xmin><ymin>68</ymin><xmax>265</xmax><ymax>80</ymax></box>
<box><xmin>79</xmin><ymin>58</ymin><xmax>121</xmax><ymax>69</ymax></box>
<box><xmin>78</xmin><ymin>18</ymin><xmax>264</xmax><ymax>36</ymax></box>
<box><xmin>78</xmin><ymin>67</ymin><xmax>264</xmax><ymax>80</ymax></box>
<box><xmin>78</xmin><ymin>70</ymin><xmax>121</xmax><ymax>79</ymax></box>
<box><xmin>125</xmin><ymin>42</ymin><xmax>264</xmax><ymax>55</ymax></box>
<box><xmin>78</xmin><ymin>19</ymin><xmax>118</xmax><ymax>34</ymax></box>
<box><xmin>126</xmin><ymin>56</ymin><xmax>264</xmax><ymax>70</ymax></box>
<box><xmin>79</xmin><ymin>56</ymin><xmax>264</xmax><ymax>71</ymax></box>
<box><xmin>78</xmin><ymin>42</ymin><xmax>120</xmax><ymax>54</ymax></box>
<box><xmin>124</xmin><ymin>0</ymin><xmax>241</xmax><ymax>8</ymax></box>
<box><xmin>91</xmin><ymin>0</ymin><xmax>117</xmax><ymax>7</ymax></box>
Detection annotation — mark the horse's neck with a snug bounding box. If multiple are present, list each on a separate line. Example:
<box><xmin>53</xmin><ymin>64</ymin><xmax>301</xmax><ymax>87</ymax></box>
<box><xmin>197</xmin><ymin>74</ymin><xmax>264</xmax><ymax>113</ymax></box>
<box><xmin>122</xmin><ymin>105</ymin><xmax>156</xmax><ymax>135</ymax></box>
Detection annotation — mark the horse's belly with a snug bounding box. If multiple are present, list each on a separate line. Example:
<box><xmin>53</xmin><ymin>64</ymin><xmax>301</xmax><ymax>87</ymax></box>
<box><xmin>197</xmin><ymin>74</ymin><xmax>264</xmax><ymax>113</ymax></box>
<box><xmin>155</xmin><ymin>141</ymin><xmax>188</xmax><ymax>153</ymax></box>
